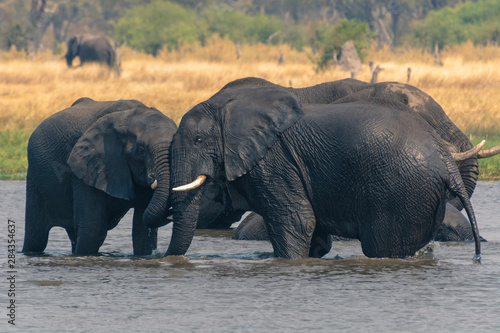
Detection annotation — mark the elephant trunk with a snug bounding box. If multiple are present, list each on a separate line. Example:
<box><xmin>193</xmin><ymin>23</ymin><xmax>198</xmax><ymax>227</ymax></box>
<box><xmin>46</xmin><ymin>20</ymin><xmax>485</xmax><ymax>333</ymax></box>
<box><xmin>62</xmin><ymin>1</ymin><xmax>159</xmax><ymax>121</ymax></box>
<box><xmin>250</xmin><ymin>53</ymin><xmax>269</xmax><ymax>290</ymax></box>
<box><xmin>143</xmin><ymin>144</ymin><xmax>172</xmax><ymax>228</ymax></box>
<box><xmin>165</xmin><ymin>188</ymin><xmax>204</xmax><ymax>256</ymax></box>
<box><xmin>448</xmin><ymin>134</ymin><xmax>479</xmax><ymax>211</ymax></box>
<box><xmin>164</xmin><ymin>148</ymin><xmax>206</xmax><ymax>256</ymax></box>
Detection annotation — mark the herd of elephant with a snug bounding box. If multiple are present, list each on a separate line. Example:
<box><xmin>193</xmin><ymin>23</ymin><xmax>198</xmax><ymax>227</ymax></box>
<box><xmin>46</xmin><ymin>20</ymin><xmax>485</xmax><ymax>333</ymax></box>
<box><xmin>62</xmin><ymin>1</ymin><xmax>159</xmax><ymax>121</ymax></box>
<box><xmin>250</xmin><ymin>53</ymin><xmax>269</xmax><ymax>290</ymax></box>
<box><xmin>22</xmin><ymin>76</ymin><xmax>500</xmax><ymax>262</ymax></box>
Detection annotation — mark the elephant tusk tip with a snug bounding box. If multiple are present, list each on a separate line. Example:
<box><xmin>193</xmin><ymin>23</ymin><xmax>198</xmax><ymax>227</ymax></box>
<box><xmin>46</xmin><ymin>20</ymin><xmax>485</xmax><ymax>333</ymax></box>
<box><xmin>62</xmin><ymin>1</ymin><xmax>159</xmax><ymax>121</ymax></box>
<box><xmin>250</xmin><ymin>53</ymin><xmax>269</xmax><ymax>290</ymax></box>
<box><xmin>452</xmin><ymin>140</ymin><xmax>487</xmax><ymax>161</ymax></box>
<box><xmin>151</xmin><ymin>179</ymin><xmax>158</xmax><ymax>190</ymax></box>
<box><xmin>172</xmin><ymin>175</ymin><xmax>207</xmax><ymax>191</ymax></box>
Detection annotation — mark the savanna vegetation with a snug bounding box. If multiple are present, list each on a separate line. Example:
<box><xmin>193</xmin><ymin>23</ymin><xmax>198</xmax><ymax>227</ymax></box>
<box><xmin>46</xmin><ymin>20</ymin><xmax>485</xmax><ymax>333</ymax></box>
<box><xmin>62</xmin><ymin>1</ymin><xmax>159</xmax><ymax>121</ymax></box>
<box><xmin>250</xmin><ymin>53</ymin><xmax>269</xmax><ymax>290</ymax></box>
<box><xmin>0</xmin><ymin>0</ymin><xmax>499</xmax><ymax>180</ymax></box>
<box><xmin>1</xmin><ymin>39</ymin><xmax>499</xmax><ymax>180</ymax></box>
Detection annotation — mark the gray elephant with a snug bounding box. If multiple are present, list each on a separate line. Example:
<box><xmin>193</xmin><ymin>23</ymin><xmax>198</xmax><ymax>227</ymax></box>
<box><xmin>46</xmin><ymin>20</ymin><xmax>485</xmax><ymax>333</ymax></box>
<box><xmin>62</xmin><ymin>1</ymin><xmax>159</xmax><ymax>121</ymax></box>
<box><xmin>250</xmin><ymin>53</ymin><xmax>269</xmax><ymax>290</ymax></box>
<box><xmin>180</xmin><ymin>77</ymin><xmax>499</xmax><ymax>232</ymax></box>
<box><xmin>166</xmin><ymin>86</ymin><xmax>481</xmax><ymax>260</ymax></box>
<box><xmin>232</xmin><ymin>204</ymin><xmax>487</xmax><ymax>243</ymax></box>
<box><xmin>22</xmin><ymin>98</ymin><xmax>176</xmax><ymax>255</ymax></box>
<box><xmin>434</xmin><ymin>204</ymin><xmax>487</xmax><ymax>242</ymax></box>
<box><xmin>65</xmin><ymin>35</ymin><xmax>121</xmax><ymax>77</ymax></box>
<box><xmin>215</xmin><ymin>77</ymin><xmax>499</xmax><ymax>211</ymax></box>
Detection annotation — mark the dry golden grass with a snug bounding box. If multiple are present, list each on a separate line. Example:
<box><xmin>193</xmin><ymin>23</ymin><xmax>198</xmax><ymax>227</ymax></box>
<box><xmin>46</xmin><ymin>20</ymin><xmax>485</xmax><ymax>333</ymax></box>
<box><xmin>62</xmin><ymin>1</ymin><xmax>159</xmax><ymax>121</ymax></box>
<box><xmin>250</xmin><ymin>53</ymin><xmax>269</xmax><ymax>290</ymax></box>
<box><xmin>1</xmin><ymin>37</ymin><xmax>499</xmax><ymax>135</ymax></box>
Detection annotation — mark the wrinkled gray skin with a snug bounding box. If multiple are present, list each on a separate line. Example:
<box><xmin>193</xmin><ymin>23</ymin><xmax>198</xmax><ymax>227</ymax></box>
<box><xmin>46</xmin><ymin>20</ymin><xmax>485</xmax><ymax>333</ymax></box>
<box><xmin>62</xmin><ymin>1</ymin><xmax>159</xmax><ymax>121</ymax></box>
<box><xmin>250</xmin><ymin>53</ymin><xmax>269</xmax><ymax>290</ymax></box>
<box><xmin>22</xmin><ymin>98</ymin><xmax>176</xmax><ymax>255</ymax></box>
<box><xmin>195</xmin><ymin>77</ymin><xmax>481</xmax><ymax>232</ymax></box>
<box><xmin>435</xmin><ymin>205</ymin><xmax>487</xmax><ymax>242</ymax></box>
<box><xmin>168</xmin><ymin>87</ymin><xmax>481</xmax><ymax>259</ymax></box>
<box><xmin>233</xmin><ymin>205</ymin><xmax>487</xmax><ymax>242</ymax></box>
<box><xmin>218</xmin><ymin>77</ymin><xmax>479</xmax><ymax>211</ymax></box>
<box><xmin>65</xmin><ymin>35</ymin><xmax>121</xmax><ymax>77</ymax></box>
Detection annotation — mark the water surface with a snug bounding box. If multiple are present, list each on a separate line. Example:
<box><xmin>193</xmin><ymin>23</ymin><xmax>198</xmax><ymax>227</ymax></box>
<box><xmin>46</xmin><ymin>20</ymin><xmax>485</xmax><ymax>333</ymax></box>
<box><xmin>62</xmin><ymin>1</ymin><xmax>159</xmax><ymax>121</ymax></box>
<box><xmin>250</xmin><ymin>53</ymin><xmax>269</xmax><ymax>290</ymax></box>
<box><xmin>1</xmin><ymin>181</ymin><xmax>499</xmax><ymax>332</ymax></box>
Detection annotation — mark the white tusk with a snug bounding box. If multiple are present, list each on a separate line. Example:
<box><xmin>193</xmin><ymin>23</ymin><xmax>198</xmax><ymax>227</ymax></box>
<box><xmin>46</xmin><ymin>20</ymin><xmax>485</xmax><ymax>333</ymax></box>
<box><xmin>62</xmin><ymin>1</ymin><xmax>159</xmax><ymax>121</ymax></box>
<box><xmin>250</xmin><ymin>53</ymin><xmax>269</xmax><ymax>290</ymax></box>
<box><xmin>452</xmin><ymin>140</ymin><xmax>485</xmax><ymax>161</ymax></box>
<box><xmin>151</xmin><ymin>179</ymin><xmax>158</xmax><ymax>190</ymax></box>
<box><xmin>477</xmin><ymin>145</ymin><xmax>500</xmax><ymax>159</ymax></box>
<box><xmin>172</xmin><ymin>175</ymin><xmax>207</xmax><ymax>191</ymax></box>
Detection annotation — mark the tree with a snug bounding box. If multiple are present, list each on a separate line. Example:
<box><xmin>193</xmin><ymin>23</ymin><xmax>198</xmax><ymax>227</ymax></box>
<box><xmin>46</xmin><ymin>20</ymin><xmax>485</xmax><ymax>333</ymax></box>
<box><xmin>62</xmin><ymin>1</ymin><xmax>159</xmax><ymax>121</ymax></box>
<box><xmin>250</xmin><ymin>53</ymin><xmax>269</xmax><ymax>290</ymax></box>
<box><xmin>407</xmin><ymin>0</ymin><xmax>500</xmax><ymax>50</ymax></box>
<box><xmin>114</xmin><ymin>1</ymin><xmax>200</xmax><ymax>55</ymax></box>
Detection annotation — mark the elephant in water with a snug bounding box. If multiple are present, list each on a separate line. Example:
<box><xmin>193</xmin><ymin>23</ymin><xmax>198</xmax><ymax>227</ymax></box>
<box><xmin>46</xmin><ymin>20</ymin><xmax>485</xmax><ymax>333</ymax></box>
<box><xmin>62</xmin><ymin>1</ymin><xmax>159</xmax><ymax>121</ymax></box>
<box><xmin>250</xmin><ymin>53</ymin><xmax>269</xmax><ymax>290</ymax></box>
<box><xmin>232</xmin><ymin>205</ymin><xmax>487</xmax><ymax>243</ymax></box>
<box><xmin>23</xmin><ymin>98</ymin><xmax>176</xmax><ymax>255</ymax></box>
<box><xmin>215</xmin><ymin>77</ymin><xmax>499</xmax><ymax>211</ymax></box>
<box><xmin>179</xmin><ymin>77</ymin><xmax>498</xmax><ymax>243</ymax></box>
<box><xmin>167</xmin><ymin>86</ymin><xmax>481</xmax><ymax>260</ymax></box>
<box><xmin>65</xmin><ymin>35</ymin><xmax>121</xmax><ymax>77</ymax></box>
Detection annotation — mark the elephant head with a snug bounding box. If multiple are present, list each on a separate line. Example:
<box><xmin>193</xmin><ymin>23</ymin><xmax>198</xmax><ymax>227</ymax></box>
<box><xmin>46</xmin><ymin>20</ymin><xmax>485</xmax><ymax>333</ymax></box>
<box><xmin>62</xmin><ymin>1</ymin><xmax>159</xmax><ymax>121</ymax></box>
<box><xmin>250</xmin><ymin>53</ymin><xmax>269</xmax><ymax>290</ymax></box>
<box><xmin>67</xmin><ymin>106</ymin><xmax>176</xmax><ymax>228</ymax></box>
<box><xmin>65</xmin><ymin>35</ymin><xmax>82</xmax><ymax>67</ymax></box>
<box><xmin>167</xmin><ymin>86</ymin><xmax>303</xmax><ymax>255</ymax></box>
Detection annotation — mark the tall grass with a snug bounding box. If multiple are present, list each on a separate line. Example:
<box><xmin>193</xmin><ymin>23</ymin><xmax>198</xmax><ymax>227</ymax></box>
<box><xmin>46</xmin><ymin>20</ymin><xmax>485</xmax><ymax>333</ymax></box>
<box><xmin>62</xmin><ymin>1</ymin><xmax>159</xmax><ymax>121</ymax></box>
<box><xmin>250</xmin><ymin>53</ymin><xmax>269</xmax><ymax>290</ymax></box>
<box><xmin>1</xmin><ymin>36</ymin><xmax>499</xmax><ymax>179</ymax></box>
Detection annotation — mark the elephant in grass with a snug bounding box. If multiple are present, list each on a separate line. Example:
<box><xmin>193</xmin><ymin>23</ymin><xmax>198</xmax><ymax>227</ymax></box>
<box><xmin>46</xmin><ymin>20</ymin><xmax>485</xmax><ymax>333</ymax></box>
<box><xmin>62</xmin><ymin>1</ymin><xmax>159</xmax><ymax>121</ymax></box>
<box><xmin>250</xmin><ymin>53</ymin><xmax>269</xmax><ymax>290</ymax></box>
<box><xmin>166</xmin><ymin>86</ymin><xmax>481</xmax><ymax>260</ymax></box>
<box><xmin>232</xmin><ymin>204</ymin><xmax>487</xmax><ymax>243</ymax></box>
<box><xmin>171</xmin><ymin>77</ymin><xmax>499</xmax><ymax>233</ymax></box>
<box><xmin>22</xmin><ymin>98</ymin><xmax>176</xmax><ymax>255</ymax></box>
<box><xmin>65</xmin><ymin>35</ymin><xmax>121</xmax><ymax>77</ymax></box>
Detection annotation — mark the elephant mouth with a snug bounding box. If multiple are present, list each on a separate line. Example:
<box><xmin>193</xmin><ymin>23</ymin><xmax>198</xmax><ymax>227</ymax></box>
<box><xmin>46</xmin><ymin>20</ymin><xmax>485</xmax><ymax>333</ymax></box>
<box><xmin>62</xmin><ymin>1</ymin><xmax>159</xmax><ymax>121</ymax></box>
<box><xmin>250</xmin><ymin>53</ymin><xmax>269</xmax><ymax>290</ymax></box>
<box><xmin>172</xmin><ymin>175</ymin><xmax>207</xmax><ymax>191</ymax></box>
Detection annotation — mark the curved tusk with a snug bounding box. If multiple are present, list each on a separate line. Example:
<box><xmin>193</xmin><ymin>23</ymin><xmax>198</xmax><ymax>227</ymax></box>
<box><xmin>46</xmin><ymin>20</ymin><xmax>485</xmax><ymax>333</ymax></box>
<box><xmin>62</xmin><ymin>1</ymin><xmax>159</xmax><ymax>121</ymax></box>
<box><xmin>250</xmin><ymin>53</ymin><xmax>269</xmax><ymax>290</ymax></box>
<box><xmin>452</xmin><ymin>140</ymin><xmax>485</xmax><ymax>161</ymax></box>
<box><xmin>172</xmin><ymin>175</ymin><xmax>207</xmax><ymax>191</ymax></box>
<box><xmin>477</xmin><ymin>145</ymin><xmax>500</xmax><ymax>159</ymax></box>
<box><xmin>151</xmin><ymin>179</ymin><xmax>158</xmax><ymax>190</ymax></box>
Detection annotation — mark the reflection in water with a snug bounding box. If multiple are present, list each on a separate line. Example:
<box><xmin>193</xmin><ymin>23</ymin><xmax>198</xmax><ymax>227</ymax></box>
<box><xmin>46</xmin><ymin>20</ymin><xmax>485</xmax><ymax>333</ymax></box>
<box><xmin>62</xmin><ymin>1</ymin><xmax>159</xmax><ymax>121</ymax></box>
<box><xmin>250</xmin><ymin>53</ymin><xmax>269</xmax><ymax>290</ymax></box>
<box><xmin>1</xmin><ymin>181</ymin><xmax>499</xmax><ymax>332</ymax></box>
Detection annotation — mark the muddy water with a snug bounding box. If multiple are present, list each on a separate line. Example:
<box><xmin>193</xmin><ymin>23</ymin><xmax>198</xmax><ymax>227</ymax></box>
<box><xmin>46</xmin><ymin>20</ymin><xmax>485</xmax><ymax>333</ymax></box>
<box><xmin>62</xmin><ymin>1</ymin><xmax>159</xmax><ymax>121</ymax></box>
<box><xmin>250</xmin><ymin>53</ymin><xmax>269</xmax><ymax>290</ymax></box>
<box><xmin>1</xmin><ymin>180</ymin><xmax>499</xmax><ymax>332</ymax></box>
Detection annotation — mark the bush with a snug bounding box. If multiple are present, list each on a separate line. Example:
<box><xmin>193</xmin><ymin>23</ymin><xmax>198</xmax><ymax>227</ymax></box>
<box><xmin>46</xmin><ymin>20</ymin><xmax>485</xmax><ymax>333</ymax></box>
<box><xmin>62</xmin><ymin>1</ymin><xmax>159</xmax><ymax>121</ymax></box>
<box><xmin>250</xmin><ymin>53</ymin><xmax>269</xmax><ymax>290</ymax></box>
<box><xmin>407</xmin><ymin>0</ymin><xmax>500</xmax><ymax>49</ymax></box>
<box><xmin>114</xmin><ymin>1</ymin><xmax>200</xmax><ymax>55</ymax></box>
<box><xmin>312</xmin><ymin>19</ymin><xmax>372</xmax><ymax>70</ymax></box>
<box><xmin>201</xmin><ymin>7</ymin><xmax>283</xmax><ymax>45</ymax></box>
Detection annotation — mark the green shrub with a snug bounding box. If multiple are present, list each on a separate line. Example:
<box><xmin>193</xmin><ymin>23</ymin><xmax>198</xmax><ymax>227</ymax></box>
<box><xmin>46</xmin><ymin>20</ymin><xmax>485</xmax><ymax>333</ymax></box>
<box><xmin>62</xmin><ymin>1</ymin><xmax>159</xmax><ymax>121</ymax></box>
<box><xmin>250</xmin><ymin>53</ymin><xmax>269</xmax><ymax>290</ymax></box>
<box><xmin>114</xmin><ymin>1</ymin><xmax>200</xmax><ymax>55</ymax></box>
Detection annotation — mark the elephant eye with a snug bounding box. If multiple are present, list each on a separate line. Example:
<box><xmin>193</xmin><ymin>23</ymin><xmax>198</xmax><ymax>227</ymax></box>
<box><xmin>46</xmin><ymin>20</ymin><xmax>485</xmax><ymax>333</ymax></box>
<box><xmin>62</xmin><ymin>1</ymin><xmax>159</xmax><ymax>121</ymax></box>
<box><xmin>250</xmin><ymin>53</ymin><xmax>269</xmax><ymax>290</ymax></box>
<box><xmin>195</xmin><ymin>136</ymin><xmax>203</xmax><ymax>143</ymax></box>
<box><xmin>137</xmin><ymin>145</ymin><xmax>146</xmax><ymax>157</ymax></box>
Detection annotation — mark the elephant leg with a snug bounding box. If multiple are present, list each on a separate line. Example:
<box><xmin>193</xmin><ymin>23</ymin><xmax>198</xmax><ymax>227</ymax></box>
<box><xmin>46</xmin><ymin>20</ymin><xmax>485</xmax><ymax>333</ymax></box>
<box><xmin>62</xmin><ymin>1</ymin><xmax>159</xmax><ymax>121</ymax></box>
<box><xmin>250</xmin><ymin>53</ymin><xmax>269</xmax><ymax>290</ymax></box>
<box><xmin>22</xmin><ymin>182</ymin><xmax>51</xmax><ymax>253</ymax></box>
<box><xmin>65</xmin><ymin>227</ymin><xmax>77</xmax><ymax>253</ymax></box>
<box><xmin>252</xmin><ymin>188</ymin><xmax>316</xmax><ymax>259</ymax></box>
<box><xmin>309</xmin><ymin>228</ymin><xmax>333</xmax><ymax>258</ymax></box>
<box><xmin>360</xmin><ymin>195</ymin><xmax>446</xmax><ymax>259</ymax></box>
<box><xmin>73</xmin><ymin>183</ymin><xmax>108</xmax><ymax>255</ymax></box>
<box><xmin>264</xmin><ymin>207</ymin><xmax>316</xmax><ymax>259</ymax></box>
<box><xmin>132</xmin><ymin>207</ymin><xmax>157</xmax><ymax>256</ymax></box>
<box><xmin>244</xmin><ymin>166</ymin><xmax>316</xmax><ymax>259</ymax></box>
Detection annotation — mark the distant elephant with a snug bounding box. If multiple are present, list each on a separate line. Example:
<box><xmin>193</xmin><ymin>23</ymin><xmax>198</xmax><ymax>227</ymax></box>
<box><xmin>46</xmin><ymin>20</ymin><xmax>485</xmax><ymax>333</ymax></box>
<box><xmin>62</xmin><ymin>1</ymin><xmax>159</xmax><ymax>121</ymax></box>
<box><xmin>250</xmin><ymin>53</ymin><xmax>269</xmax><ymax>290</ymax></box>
<box><xmin>65</xmin><ymin>35</ymin><xmax>121</xmax><ymax>77</ymax></box>
<box><xmin>167</xmin><ymin>86</ymin><xmax>481</xmax><ymax>260</ymax></box>
<box><xmin>22</xmin><ymin>98</ymin><xmax>176</xmax><ymax>255</ymax></box>
<box><xmin>182</xmin><ymin>77</ymin><xmax>499</xmax><ymax>231</ymax></box>
<box><xmin>232</xmin><ymin>204</ymin><xmax>487</xmax><ymax>243</ymax></box>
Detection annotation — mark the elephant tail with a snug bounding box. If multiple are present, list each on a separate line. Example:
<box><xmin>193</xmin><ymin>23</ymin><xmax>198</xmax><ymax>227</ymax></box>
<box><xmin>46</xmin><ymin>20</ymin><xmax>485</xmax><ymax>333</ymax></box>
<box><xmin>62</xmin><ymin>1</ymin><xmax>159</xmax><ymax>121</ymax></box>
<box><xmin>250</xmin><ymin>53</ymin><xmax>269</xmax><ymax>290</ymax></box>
<box><xmin>447</xmin><ymin>162</ymin><xmax>481</xmax><ymax>263</ymax></box>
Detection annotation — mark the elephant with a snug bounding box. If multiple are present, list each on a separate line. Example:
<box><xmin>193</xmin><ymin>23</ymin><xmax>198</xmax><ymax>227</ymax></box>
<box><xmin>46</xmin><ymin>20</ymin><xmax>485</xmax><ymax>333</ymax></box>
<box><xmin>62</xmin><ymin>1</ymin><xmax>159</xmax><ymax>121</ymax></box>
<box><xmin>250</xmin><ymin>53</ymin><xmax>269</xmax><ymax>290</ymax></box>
<box><xmin>434</xmin><ymin>204</ymin><xmax>487</xmax><ymax>242</ymax></box>
<box><xmin>167</xmin><ymin>86</ymin><xmax>481</xmax><ymax>260</ymax></box>
<box><xmin>174</xmin><ymin>77</ymin><xmax>499</xmax><ymax>235</ymax></box>
<box><xmin>22</xmin><ymin>97</ymin><xmax>176</xmax><ymax>255</ymax></box>
<box><xmin>232</xmin><ymin>204</ymin><xmax>487</xmax><ymax>243</ymax></box>
<box><xmin>213</xmin><ymin>77</ymin><xmax>500</xmax><ymax>211</ymax></box>
<box><xmin>65</xmin><ymin>34</ymin><xmax>121</xmax><ymax>77</ymax></box>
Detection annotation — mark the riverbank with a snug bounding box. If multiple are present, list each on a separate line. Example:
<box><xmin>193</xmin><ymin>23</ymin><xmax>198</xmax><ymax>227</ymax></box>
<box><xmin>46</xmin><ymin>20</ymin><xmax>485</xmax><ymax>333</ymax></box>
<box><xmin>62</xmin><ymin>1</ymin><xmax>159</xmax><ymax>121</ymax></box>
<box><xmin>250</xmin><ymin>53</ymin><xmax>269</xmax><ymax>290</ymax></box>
<box><xmin>1</xmin><ymin>42</ymin><xmax>499</xmax><ymax>180</ymax></box>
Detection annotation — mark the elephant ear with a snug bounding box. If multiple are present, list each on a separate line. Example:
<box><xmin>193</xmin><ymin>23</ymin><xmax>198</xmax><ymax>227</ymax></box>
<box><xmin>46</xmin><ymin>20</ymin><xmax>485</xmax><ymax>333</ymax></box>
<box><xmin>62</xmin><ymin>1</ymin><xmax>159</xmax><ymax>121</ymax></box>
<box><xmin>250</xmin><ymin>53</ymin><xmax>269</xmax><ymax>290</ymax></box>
<box><xmin>67</xmin><ymin>112</ymin><xmax>134</xmax><ymax>200</ymax></box>
<box><xmin>222</xmin><ymin>87</ymin><xmax>304</xmax><ymax>181</ymax></box>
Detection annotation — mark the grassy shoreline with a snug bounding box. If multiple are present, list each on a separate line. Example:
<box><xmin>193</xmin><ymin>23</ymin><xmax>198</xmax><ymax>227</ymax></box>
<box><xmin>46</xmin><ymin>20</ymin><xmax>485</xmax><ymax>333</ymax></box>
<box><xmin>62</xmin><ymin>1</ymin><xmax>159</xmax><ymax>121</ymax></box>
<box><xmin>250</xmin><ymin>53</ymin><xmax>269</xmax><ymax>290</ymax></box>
<box><xmin>2</xmin><ymin>132</ymin><xmax>498</xmax><ymax>181</ymax></box>
<box><xmin>1</xmin><ymin>42</ymin><xmax>499</xmax><ymax>180</ymax></box>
